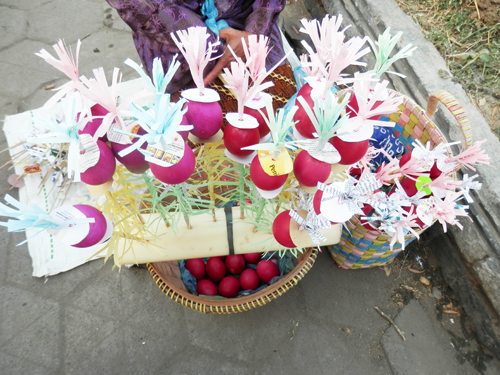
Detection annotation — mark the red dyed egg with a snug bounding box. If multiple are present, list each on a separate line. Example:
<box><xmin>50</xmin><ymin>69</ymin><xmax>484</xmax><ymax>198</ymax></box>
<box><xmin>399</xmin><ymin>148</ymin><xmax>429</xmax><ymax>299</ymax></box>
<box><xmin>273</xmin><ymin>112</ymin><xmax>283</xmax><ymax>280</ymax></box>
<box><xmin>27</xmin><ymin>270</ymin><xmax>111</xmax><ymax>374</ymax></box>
<box><xmin>257</xmin><ymin>260</ymin><xmax>280</xmax><ymax>283</ymax></box>
<box><xmin>186</xmin><ymin>101</ymin><xmax>223</xmax><ymax>139</ymax></box>
<box><xmin>429</xmin><ymin>163</ymin><xmax>442</xmax><ymax>179</ymax></box>
<box><xmin>240</xmin><ymin>269</ymin><xmax>260</xmax><ymax>290</ymax></box>
<box><xmin>185</xmin><ymin>258</ymin><xmax>206</xmax><ymax>281</ymax></box>
<box><xmin>71</xmin><ymin>205</ymin><xmax>108</xmax><ymax>248</ymax></box>
<box><xmin>225</xmin><ymin>254</ymin><xmax>245</xmax><ymax>275</ymax></box>
<box><xmin>359</xmin><ymin>204</ymin><xmax>379</xmax><ymax>231</ymax></box>
<box><xmin>293</xmin><ymin>150</ymin><xmax>331</xmax><ymax>187</ymax></box>
<box><xmin>196</xmin><ymin>279</ymin><xmax>218</xmax><ymax>296</ymax></box>
<box><xmin>219</xmin><ymin>276</ymin><xmax>240</xmax><ymax>298</ymax></box>
<box><xmin>149</xmin><ymin>145</ymin><xmax>195</xmax><ymax>185</ymax></box>
<box><xmin>400</xmin><ymin>177</ymin><xmax>419</xmax><ymax>197</ymax></box>
<box><xmin>249</xmin><ymin>155</ymin><xmax>288</xmax><ymax>191</ymax></box>
<box><xmin>243</xmin><ymin>252</ymin><xmax>262</xmax><ymax>264</ymax></box>
<box><xmin>223</xmin><ymin>124</ymin><xmax>260</xmax><ymax>157</ymax></box>
<box><xmin>347</xmin><ymin>93</ymin><xmax>383</xmax><ymax>121</ymax></box>
<box><xmin>329</xmin><ymin>137</ymin><xmax>369</xmax><ymax>165</ymax></box>
<box><xmin>313</xmin><ymin>189</ymin><xmax>323</xmax><ymax>215</ymax></box>
<box><xmin>399</xmin><ymin>152</ymin><xmax>412</xmax><ymax>167</ymax></box>
<box><xmin>244</xmin><ymin>106</ymin><xmax>270</xmax><ymax>138</ymax></box>
<box><xmin>272</xmin><ymin>210</ymin><xmax>296</xmax><ymax>248</ymax></box>
<box><xmin>402</xmin><ymin>204</ymin><xmax>426</xmax><ymax>228</ymax></box>
<box><xmin>206</xmin><ymin>257</ymin><xmax>226</xmax><ymax>283</ymax></box>
<box><xmin>80</xmin><ymin>140</ymin><xmax>116</xmax><ymax>185</ymax></box>
<box><xmin>294</xmin><ymin>84</ymin><xmax>317</xmax><ymax>139</ymax></box>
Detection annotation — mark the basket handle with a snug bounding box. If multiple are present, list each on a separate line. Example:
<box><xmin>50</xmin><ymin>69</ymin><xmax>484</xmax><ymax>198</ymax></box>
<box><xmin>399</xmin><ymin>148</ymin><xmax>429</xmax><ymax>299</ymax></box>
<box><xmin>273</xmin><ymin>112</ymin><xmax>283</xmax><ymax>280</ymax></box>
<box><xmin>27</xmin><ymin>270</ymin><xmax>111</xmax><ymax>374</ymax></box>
<box><xmin>425</xmin><ymin>90</ymin><xmax>473</xmax><ymax>149</ymax></box>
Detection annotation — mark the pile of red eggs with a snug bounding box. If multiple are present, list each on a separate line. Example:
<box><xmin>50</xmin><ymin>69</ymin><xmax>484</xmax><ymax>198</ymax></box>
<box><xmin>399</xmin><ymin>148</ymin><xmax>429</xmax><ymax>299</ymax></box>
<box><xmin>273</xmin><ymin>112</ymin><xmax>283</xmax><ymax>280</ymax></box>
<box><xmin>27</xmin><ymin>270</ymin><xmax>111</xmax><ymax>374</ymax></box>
<box><xmin>184</xmin><ymin>253</ymin><xmax>281</xmax><ymax>298</ymax></box>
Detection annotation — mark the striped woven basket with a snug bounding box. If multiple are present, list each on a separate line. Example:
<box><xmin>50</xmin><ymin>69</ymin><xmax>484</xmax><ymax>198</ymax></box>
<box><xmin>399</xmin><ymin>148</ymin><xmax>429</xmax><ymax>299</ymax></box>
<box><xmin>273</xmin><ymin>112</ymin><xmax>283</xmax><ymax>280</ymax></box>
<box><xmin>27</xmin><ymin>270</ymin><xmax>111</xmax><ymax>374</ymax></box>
<box><xmin>147</xmin><ymin>247</ymin><xmax>317</xmax><ymax>314</ymax></box>
<box><xmin>328</xmin><ymin>90</ymin><xmax>473</xmax><ymax>269</ymax></box>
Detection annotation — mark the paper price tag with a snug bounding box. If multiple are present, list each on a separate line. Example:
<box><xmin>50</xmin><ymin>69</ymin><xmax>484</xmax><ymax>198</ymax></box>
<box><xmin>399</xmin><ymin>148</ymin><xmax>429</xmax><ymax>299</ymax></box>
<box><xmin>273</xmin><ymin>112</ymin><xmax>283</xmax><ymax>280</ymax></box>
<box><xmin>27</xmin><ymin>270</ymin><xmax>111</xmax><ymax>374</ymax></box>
<box><xmin>50</xmin><ymin>205</ymin><xmax>90</xmax><ymax>246</ymax></box>
<box><xmin>302</xmin><ymin>140</ymin><xmax>341</xmax><ymax>164</ymax></box>
<box><xmin>416</xmin><ymin>200</ymin><xmax>434</xmax><ymax>226</ymax></box>
<box><xmin>107</xmin><ymin>118</ymin><xmax>138</xmax><ymax>144</ymax></box>
<box><xmin>145</xmin><ymin>133</ymin><xmax>185</xmax><ymax>167</ymax></box>
<box><xmin>257</xmin><ymin>148</ymin><xmax>293</xmax><ymax>176</ymax></box>
<box><xmin>79</xmin><ymin>134</ymin><xmax>100</xmax><ymax>173</ymax></box>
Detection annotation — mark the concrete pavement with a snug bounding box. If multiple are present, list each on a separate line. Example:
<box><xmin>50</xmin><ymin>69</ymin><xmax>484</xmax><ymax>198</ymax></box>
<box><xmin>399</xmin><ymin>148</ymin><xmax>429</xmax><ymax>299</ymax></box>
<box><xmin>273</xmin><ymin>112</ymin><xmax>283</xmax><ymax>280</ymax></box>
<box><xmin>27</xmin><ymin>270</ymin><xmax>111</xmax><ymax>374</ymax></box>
<box><xmin>1</xmin><ymin>0</ymin><xmax>499</xmax><ymax>374</ymax></box>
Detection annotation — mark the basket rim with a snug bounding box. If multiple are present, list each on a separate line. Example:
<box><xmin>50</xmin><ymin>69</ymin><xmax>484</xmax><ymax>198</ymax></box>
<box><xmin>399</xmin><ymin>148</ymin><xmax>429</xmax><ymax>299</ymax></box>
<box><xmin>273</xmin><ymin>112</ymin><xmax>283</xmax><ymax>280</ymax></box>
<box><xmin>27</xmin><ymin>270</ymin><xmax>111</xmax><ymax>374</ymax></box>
<box><xmin>148</xmin><ymin>247</ymin><xmax>317</xmax><ymax>313</ymax></box>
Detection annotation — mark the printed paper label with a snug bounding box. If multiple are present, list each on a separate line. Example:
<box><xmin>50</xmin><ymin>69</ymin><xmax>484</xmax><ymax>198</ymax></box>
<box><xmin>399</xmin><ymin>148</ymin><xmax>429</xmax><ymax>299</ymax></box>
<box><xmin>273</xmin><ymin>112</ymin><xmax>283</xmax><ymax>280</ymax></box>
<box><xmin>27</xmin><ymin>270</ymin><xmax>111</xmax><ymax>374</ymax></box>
<box><xmin>301</xmin><ymin>140</ymin><xmax>341</xmax><ymax>164</ymax></box>
<box><xmin>50</xmin><ymin>205</ymin><xmax>90</xmax><ymax>246</ymax></box>
<box><xmin>107</xmin><ymin>118</ymin><xmax>139</xmax><ymax>144</ymax></box>
<box><xmin>23</xmin><ymin>165</ymin><xmax>42</xmax><ymax>174</ymax></box>
<box><xmin>145</xmin><ymin>133</ymin><xmax>185</xmax><ymax>167</ymax></box>
<box><xmin>79</xmin><ymin>133</ymin><xmax>100</xmax><ymax>173</ymax></box>
<box><xmin>257</xmin><ymin>148</ymin><xmax>293</xmax><ymax>176</ymax></box>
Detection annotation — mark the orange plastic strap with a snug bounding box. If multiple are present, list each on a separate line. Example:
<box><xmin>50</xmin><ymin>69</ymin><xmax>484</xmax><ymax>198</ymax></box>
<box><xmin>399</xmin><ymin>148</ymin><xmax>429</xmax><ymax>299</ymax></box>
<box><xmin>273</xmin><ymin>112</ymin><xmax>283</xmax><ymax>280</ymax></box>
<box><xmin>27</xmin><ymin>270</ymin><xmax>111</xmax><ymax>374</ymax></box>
<box><xmin>425</xmin><ymin>90</ymin><xmax>473</xmax><ymax>149</ymax></box>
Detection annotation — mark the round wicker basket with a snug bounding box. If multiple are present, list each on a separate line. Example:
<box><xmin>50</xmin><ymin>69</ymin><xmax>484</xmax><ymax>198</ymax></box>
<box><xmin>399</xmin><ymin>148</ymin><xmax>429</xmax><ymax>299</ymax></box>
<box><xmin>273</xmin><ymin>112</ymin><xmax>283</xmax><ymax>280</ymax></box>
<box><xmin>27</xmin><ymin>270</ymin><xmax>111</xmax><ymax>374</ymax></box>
<box><xmin>148</xmin><ymin>247</ymin><xmax>318</xmax><ymax>314</ymax></box>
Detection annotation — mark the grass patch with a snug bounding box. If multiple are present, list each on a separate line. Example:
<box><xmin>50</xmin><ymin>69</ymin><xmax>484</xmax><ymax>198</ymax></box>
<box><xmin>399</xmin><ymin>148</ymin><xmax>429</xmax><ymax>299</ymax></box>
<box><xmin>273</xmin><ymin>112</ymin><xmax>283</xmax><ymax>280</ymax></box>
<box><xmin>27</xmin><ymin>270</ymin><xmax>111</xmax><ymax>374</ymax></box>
<box><xmin>395</xmin><ymin>0</ymin><xmax>500</xmax><ymax>134</ymax></box>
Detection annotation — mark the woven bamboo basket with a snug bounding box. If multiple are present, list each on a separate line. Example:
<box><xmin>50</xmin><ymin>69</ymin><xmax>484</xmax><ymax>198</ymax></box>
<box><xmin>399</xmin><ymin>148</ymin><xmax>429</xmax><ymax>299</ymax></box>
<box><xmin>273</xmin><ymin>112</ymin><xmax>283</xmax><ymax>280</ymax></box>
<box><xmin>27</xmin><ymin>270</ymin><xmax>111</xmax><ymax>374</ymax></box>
<box><xmin>148</xmin><ymin>247</ymin><xmax>318</xmax><ymax>314</ymax></box>
<box><xmin>328</xmin><ymin>90</ymin><xmax>473</xmax><ymax>269</ymax></box>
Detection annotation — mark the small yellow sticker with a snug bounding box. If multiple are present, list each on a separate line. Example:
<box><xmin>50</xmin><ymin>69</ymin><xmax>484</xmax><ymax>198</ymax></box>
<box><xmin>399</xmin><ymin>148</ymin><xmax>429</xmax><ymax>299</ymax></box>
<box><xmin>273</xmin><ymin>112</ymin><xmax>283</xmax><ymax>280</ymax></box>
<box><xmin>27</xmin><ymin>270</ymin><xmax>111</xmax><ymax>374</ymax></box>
<box><xmin>258</xmin><ymin>148</ymin><xmax>293</xmax><ymax>176</ymax></box>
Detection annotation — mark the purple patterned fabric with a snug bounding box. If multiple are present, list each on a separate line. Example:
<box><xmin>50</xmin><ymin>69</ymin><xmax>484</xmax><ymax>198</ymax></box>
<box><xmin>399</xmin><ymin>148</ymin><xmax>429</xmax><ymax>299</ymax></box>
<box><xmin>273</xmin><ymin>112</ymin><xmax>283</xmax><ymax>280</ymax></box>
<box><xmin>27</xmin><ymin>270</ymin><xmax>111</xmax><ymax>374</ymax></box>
<box><xmin>107</xmin><ymin>0</ymin><xmax>286</xmax><ymax>93</ymax></box>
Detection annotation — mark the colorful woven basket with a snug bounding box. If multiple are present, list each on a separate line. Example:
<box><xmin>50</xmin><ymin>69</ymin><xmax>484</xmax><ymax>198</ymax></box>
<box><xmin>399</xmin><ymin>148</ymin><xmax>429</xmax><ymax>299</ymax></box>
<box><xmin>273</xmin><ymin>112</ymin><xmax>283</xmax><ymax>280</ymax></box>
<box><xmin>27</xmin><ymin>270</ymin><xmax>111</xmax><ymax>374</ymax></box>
<box><xmin>147</xmin><ymin>247</ymin><xmax>318</xmax><ymax>314</ymax></box>
<box><xmin>328</xmin><ymin>90</ymin><xmax>473</xmax><ymax>269</ymax></box>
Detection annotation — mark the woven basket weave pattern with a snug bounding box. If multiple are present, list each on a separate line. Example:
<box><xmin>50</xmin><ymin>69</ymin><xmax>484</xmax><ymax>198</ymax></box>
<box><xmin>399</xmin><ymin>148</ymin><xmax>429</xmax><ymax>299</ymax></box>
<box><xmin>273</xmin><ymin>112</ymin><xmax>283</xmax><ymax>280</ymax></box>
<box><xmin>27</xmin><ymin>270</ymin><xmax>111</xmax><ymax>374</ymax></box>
<box><xmin>328</xmin><ymin>91</ymin><xmax>463</xmax><ymax>269</ymax></box>
<box><xmin>148</xmin><ymin>248</ymin><xmax>318</xmax><ymax>314</ymax></box>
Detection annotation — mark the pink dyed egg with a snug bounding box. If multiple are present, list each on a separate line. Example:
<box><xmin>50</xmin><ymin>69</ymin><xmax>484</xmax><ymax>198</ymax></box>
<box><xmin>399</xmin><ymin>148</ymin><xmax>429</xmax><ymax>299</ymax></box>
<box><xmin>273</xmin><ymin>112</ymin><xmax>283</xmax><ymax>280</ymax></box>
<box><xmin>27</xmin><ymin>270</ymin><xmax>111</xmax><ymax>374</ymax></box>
<box><xmin>78</xmin><ymin>103</ymin><xmax>109</xmax><ymax>142</ymax></box>
<box><xmin>71</xmin><ymin>205</ymin><xmax>108</xmax><ymax>248</ymax></box>
<box><xmin>111</xmin><ymin>126</ymin><xmax>148</xmax><ymax>170</ymax></box>
<box><xmin>149</xmin><ymin>145</ymin><xmax>195</xmax><ymax>185</ymax></box>
<box><xmin>80</xmin><ymin>140</ymin><xmax>116</xmax><ymax>185</ymax></box>
<box><xmin>186</xmin><ymin>101</ymin><xmax>223</xmax><ymax>139</ymax></box>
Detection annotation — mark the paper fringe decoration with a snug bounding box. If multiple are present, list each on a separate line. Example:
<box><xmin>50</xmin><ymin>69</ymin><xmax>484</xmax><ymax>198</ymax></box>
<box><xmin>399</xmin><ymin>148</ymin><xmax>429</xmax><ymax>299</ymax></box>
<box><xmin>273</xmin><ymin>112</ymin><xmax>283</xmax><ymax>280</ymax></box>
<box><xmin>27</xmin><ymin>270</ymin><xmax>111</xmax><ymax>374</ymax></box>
<box><xmin>171</xmin><ymin>26</ymin><xmax>221</xmax><ymax>95</ymax></box>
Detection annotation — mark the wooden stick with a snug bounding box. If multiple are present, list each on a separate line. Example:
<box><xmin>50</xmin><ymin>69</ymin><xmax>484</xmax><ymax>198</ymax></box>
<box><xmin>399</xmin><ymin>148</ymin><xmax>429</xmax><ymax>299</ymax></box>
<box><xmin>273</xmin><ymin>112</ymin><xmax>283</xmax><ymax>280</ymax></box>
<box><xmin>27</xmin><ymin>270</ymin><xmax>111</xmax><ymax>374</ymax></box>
<box><xmin>374</xmin><ymin>306</ymin><xmax>405</xmax><ymax>341</ymax></box>
<box><xmin>0</xmin><ymin>140</ymin><xmax>25</xmax><ymax>154</ymax></box>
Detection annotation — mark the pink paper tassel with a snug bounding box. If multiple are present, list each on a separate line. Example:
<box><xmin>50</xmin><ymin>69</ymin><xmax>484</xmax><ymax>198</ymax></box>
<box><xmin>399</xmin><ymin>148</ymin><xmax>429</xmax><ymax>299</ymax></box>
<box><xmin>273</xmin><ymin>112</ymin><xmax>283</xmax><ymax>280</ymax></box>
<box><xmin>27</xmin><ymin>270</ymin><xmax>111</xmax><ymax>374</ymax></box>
<box><xmin>429</xmin><ymin>191</ymin><xmax>471</xmax><ymax>232</ymax></box>
<box><xmin>375</xmin><ymin>156</ymin><xmax>401</xmax><ymax>185</ymax></box>
<box><xmin>171</xmin><ymin>26</ymin><xmax>220</xmax><ymax>94</ymax></box>
<box><xmin>425</xmin><ymin>171</ymin><xmax>462</xmax><ymax>193</ymax></box>
<box><xmin>222</xmin><ymin>60</ymin><xmax>273</xmax><ymax>118</ymax></box>
<box><xmin>399</xmin><ymin>157</ymin><xmax>429</xmax><ymax>178</ymax></box>
<box><xmin>445</xmin><ymin>140</ymin><xmax>490</xmax><ymax>171</ymax></box>
<box><xmin>299</xmin><ymin>15</ymin><xmax>346</xmax><ymax>72</ymax></box>
<box><xmin>79</xmin><ymin>67</ymin><xmax>150</xmax><ymax>140</ymax></box>
<box><xmin>36</xmin><ymin>39</ymin><xmax>84</xmax><ymax>108</ymax></box>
